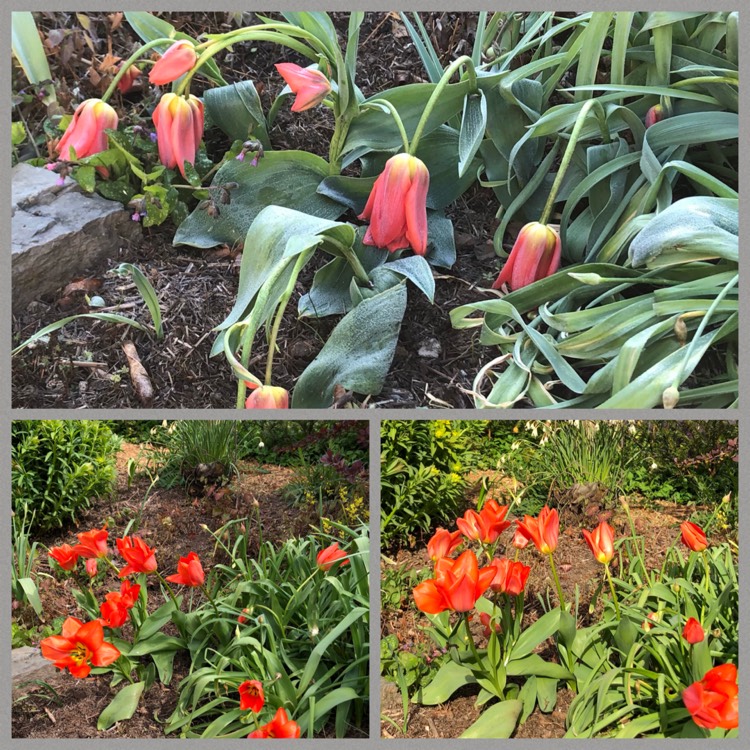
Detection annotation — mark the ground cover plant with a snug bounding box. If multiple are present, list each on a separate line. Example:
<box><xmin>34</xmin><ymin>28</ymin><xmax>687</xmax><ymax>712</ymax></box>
<box><xmin>380</xmin><ymin>419</ymin><xmax>738</xmax><ymax>738</ymax></box>
<box><xmin>11</xmin><ymin>420</ymin><xmax>369</xmax><ymax>739</ymax></box>
<box><xmin>11</xmin><ymin>11</ymin><xmax>738</xmax><ymax>409</ymax></box>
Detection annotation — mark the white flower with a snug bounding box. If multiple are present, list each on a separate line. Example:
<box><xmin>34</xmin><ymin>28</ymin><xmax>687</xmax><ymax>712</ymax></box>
<box><xmin>650</xmin><ymin>462</ymin><xmax>658</xmax><ymax>470</ymax></box>
<box><xmin>258</xmin><ymin>441</ymin><xmax>265</xmax><ymax>448</ymax></box>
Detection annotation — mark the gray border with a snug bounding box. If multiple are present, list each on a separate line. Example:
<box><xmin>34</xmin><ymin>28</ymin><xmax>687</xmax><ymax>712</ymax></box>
<box><xmin>3</xmin><ymin>2</ymin><xmax>746</xmax><ymax>748</ymax></box>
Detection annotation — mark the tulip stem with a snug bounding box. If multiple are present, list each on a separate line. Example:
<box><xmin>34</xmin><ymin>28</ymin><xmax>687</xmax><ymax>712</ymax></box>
<box><xmin>363</xmin><ymin>99</ymin><xmax>411</xmax><ymax>153</ymax></box>
<box><xmin>326</xmin><ymin>237</ymin><xmax>373</xmax><ymax>287</ymax></box>
<box><xmin>463</xmin><ymin>613</ymin><xmax>482</xmax><ymax>666</ymax></box>
<box><xmin>604</xmin><ymin>563</ymin><xmax>621</xmax><ymax>620</ymax></box>
<box><xmin>101</xmin><ymin>38</ymin><xmax>177</xmax><ymax>102</ymax></box>
<box><xmin>410</xmin><ymin>55</ymin><xmax>478</xmax><ymax>154</ymax></box>
<box><xmin>155</xmin><ymin>571</ymin><xmax>180</xmax><ymax>609</ymax></box>
<box><xmin>328</xmin><ymin>113</ymin><xmax>352</xmax><ymax>174</ymax></box>
<box><xmin>547</xmin><ymin>553</ymin><xmax>567</xmax><ymax>611</ymax></box>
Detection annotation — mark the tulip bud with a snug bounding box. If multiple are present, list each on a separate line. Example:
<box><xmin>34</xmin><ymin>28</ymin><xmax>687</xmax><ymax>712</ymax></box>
<box><xmin>149</xmin><ymin>40</ymin><xmax>198</xmax><ymax>86</ymax></box>
<box><xmin>645</xmin><ymin>104</ymin><xmax>664</xmax><ymax>128</ymax></box>
<box><xmin>245</xmin><ymin>385</ymin><xmax>290</xmax><ymax>409</ymax></box>
<box><xmin>275</xmin><ymin>62</ymin><xmax>331</xmax><ymax>111</ymax></box>
<box><xmin>152</xmin><ymin>93</ymin><xmax>204</xmax><ymax>179</ymax></box>
<box><xmin>682</xmin><ymin>617</ymin><xmax>705</xmax><ymax>645</ymax></box>
<box><xmin>674</xmin><ymin>317</ymin><xmax>688</xmax><ymax>345</ymax></box>
<box><xmin>56</xmin><ymin>98</ymin><xmax>118</xmax><ymax>160</ymax></box>
<box><xmin>492</xmin><ymin>222</ymin><xmax>562</xmax><ymax>291</ymax></box>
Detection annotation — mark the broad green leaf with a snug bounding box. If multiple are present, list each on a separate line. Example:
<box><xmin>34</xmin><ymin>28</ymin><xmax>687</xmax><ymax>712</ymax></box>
<box><xmin>417</xmin><ymin>660</ymin><xmax>476</xmax><ymax>705</ymax></box>
<box><xmin>509</xmin><ymin>608</ymin><xmax>561</xmax><ymax>660</ymax></box>
<box><xmin>459</xmin><ymin>699</ymin><xmax>523</xmax><ymax>738</ymax></box>
<box><xmin>128</xmin><ymin>633</ymin><xmax>183</xmax><ymax>656</ymax></box>
<box><xmin>114</xmin><ymin>263</ymin><xmax>163</xmax><ymax>339</ymax></box>
<box><xmin>458</xmin><ymin>91</ymin><xmax>487</xmax><ymax>177</ymax></box>
<box><xmin>18</xmin><ymin>578</ymin><xmax>43</xmax><ymax>617</ymax></box>
<box><xmin>97</xmin><ymin>682</ymin><xmax>145</xmax><ymax>730</ymax></box>
<box><xmin>12</xmin><ymin>13</ymin><xmax>55</xmax><ymax>105</ymax></box>
<box><xmin>292</xmin><ymin>284</ymin><xmax>407</xmax><ymax>407</ymax></box>
<box><xmin>382</xmin><ymin>256</ymin><xmax>435</xmax><ymax>303</ymax></box>
<box><xmin>536</xmin><ymin>676</ymin><xmax>558</xmax><ymax>713</ymax></box>
<box><xmin>151</xmin><ymin>649</ymin><xmax>176</xmax><ymax>685</ymax></box>
<box><xmin>204</xmin><ymin>81</ymin><xmax>270</xmax><ymax>148</ymax></box>
<box><xmin>506</xmin><ymin>654</ymin><xmax>573</xmax><ymax>680</ymax></box>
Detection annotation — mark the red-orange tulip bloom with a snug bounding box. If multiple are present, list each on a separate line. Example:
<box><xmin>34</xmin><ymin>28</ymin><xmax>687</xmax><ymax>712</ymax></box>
<box><xmin>56</xmin><ymin>98</ymin><xmax>118</xmax><ymax>160</ymax></box>
<box><xmin>275</xmin><ymin>62</ymin><xmax>331</xmax><ymax>112</ymax></box>
<box><xmin>245</xmin><ymin>385</ymin><xmax>290</xmax><ymax>409</ymax></box>
<box><xmin>427</xmin><ymin>528</ymin><xmax>463</xmax><ymax>562</ymax></box>
<box><xmin>238</xmin><ymin>679</ymin><xmax>265</xmax><ymax>713</ymax></box>
<box><xmin>248</xmin><ymin>706</ymin><xmax>302</xmax><ymax>738</ymax></box>
<box><xmin>681</xmin><ymin>521</ymin><xmax>708</xmax><ymax>552</ymax></box>
<box><xmin>117</xmin><ymin>536</ymin><xmax>158</xmax><ymax>577</ymax></box>
<box><xmin>488</xmin><ymin>557</ymin><xmax>531</xmax><ymax>596</ymax></box>
<box><xmin>99</xmin><ymin>580</ymin><xmax>140</xmax><ymax>628</ymax></box>
<box><xmin>683</xmin><ymin>663</ymin><xmax>738</xmax><ymax>730</ymax></box>
<box><xmin>152</xmin><ymin>93</ymin><xmax>204</xmax><ymax>179</ymax></box>
<box><xmin>85</xmin><ymin>559</ymin><xmax>98</xmax><ymax>577</ymax></box>
<box><xmin>166</xmin><ymin>551</ymin><xmax>205</xmax><ymax>586</ymax></box>
<box><xmin>116</xmin><ymin>65</ymin><xmax>141</xmax><ymax>94</ymax></box>
<box><xmin>683</xmin><ymin>617</ymin><xmax>705</xmax><ymax>645</ymax></box>
<box><xmin>40</xmin><ymin>617</ymin><xmax>121</xmax><ymax>678</ymax></box>
<box><xmin>479</xmin><ymin>611</ymin><xmax>501</xmax><ymax>638</ymax></box>
<box><xmin>582</xmin><ymin>521</ymin><xmax>615</xmax><ymax>565</ymax></box>
<box><xmin>149</xmin><ymin>40</ymin><xmax>197</xmax><ymax>86</ymax></box>
<box><xmin>512</xmin><ymin>528</ymin><xmax>529</xmax><ymax>550</ymax></box>
<box><xmin>413</xmin><ymin>550</ymin><xmax>495</xmax><ymax>614</ymax></box>
<box><xmin>456</xmin><ymin>504</ymin><xmax>511</xmax><ymax>545</ymax></box>
<box><xmin>73</xmin><ymin>527</ymin><xmax>109</xmax><ymax>559</ymax></box>
<box><xmin>516</xmin><ymin>506</ymin><xmax>559</xmax><ymax>555</ymax></box>
<box><xmin>317</xmin><ymin>542</ymin><xmax>349</xmax><ymax>571</ymax></box>
<box><xmin>492</xmin><ymin>222</ymin><xmax>561</xmax><ymax>291</ymax></box>
<box><xmin>359</xmin><ymin>153</ymin><xmax>430</xmax><ymax>255</ymax></box>
<box><xmin>49</xmin><ymin>544</ymin><xmax>79</xmax><ymax>571</ymax></box>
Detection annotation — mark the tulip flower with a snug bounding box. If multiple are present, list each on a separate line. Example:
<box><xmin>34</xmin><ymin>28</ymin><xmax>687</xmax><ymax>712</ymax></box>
<box><xmin>681</xmin><ymin>521</ymin><xmax>708</xmax><ymax>552</ymax></box>
<box><xmin>245</xmin><ymin>385</ymin><xmax>290</xmax><ymax>409</ymax></box>
<box><xmin>238</xmin><ymin>679</ymin><xmax>265</xmax><ymax>713</ymax></box>
<box><xmin>512</xmin><ymin>528</ymin><xmax>529</xmax><ymax>550</ymax></box>
<box><xmin>56</xmin><ymin>98</ymin><xmax>118</xmax><ymax>160</ymax></box>
<box><xmin>152</xmin><ymin>92</ymin><xmax>204</xmax><ymax>179</ymax></box>
<box><xmin>275</xmin><ymin>62</ymin><xmax>331</xmax><ymax>112</ymax></box>
<box><xmin>317</xmin><ymin>542</ymin><xmax>349</xmax><ymax>571</ymax></box>
<box><xmin>73</xmin><ymin>527</ymin><xmax>109</xmax><ymax>559</ymax></box>
<box><xmin>238</xmin><ymin>607</ymin><xmax>251</xmax><ymax>624</ymax></box>
<box><xmin>683</xmin><ymin>617</ymin><xmax>705</xmax><ymax>645</ymax></box>
<box><xmin>516</xmin><ymin>507</ymin><xmax>559</xmax><ymax>555</ymax></box>
<box><xmin>99</xmin><ymin>581</ymin><xmax>140</xmax><ymax>629</ymax></box>
<box><xmin>413</xmin><ymin>550</ymin><xmax>495</xmax><ymax>614</ymax></box>
<box><xmin>479</xmin><ymin>611</ymin><xmax>501</xmax><ymax>638</ymax></box>
<box><xmin>248</xmin><ymin>706</ymin><xmax>301</xmax><ymax>738</ymax></box>
<box><xmin>40</xmin><ymin>617</ymin><xmax>121</xmax><ymax>678</ymax></box>
<box><xmin>492</xmin><ymin>222</ymin><xmax>561</xmax><ymax>291</ymax></box>
<box><xmin>683</xmin><ymin>663</ymin><xmax>738</xmax><ymax>730</ymax></box>
<box><xmin>116</xmin><ymin>65</ymin><xmax>141</xmax><ymax>94</ymax></box>
<box><xmin>49</xmin><ymin>544</ymin><xmax>79</xmax><ymax>571</ymax></box>
<box><xmin>645</xmin><ymin>104</ymin><xmax>664</xmax><ymax>128</ymax></box>
<box><xmin>117</xmin><ymin>536</ymin><xmax>158</xmax><ymax>577</ymax></box>
<box><xmin>166</xmin><ymin>551</ymin><xmax>205</xmax><ymax>586</ymax></box>
<box><xmin>456</xmin><ymin>502</ymin><xmax>511</xmax><ymax>545</ymax></box>
<box><xmin>149</xmin><ymin>40</ymin><xmax>197</xmax><ymax>86</ymax></box>
<box><xmin>85</xmin><ymin>559</ymin><xmax>98</xmax><ymax>577</ymax></box>
<box><xmin>582</xmin><ymin>521</ymin><xmax>615</xmax><ymax>565</ymax></box>
<box><xmin>488</xmin><ymin>557</ymin><xmax>531</xmax><ymax>596</ymax></box>
<box><xmin>427</xmin><ymin>528</ymin><xmax>463</xmax><ymax>562</ymax></box>
<box><xmin>359</xmin><ymin>153</ymin><xmax>430</xmax><ymax>255</ymax></box>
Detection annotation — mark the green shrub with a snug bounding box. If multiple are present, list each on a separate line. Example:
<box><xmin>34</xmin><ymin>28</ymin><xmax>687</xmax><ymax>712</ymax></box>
<box><xmin>12</xmin><ymin>420</ymin><xmax>119</xmax><ymax>532</ymax></box>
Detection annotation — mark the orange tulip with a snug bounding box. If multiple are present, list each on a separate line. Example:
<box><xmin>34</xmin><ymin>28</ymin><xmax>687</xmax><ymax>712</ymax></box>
<box><xmin>117</xmin><ymin>536</ymin><xmax>157</xmax><ymax>577</ymax></box>
<box><xmin>680</xmin><ymin>521</ymin><xmax>708</xmax><ymax>552</ymax></box>
<box><xmin>516</xmin><ymin>506</ymin><xmax>559</xmax><ymax>555</ymax></box>
<box><xmin>359</xmin><ymin>153</ymin><xmax>430</xmax><ymax>255</ymax></box>
<box><xmin>683</xmin><ymin>617</ymin><xmax>705</xmax><ymax>645</ymax></box>
<box><xmin>166</xmin><ymin>551</ymin><xmax>204</xmax><ymax>586</ymax></box>
<box><xmin>152</xmin><ymin>92</ymin><xmax>204</xmax><ymax>179</ymax></box>
<box><xmin>456</xmin><ymin>503</ymin><xmax>511</xmax><ymax>545</ymax></box>
<box><xmin>49</xmin><ymin>544</ymin><xmax>79</xmax><ymax>571</ymax></box>
<box><xmin>245</xmin><ymin>385</ymin><xmax>290</xmax><ymax>409</ymax></box>
<box><xmin>512</xmin><ymin>528</ymin><xmax>529</xmax><ymax>550</ymax></box>
<box><xmin>73</xmin><ymin>527</ymin><xmax>109</xmax><ymax>559</ymax></box>
<box><xmin>316</xmin><ymin>542</ymin><xmax>349</xmax><ymax>571</ymax></box>
<box><xmin>479</xmin><ymin>611</ymin><xmax>501</xmax><ymax>638</ymax></box>
<box><xmin>56</xmin><ymin>98</ymin><xmax>118</xmax><ymax>160</ymax></box>
<box><xmin>413</xmin><ymin>550</ymin><xmax>495</xmax><ymax>614</ymax></box>
<box><xmin>492</xmin><ymin>222</ymin><xmax>561</xmax><ymax>291</ymax></box>
<box><xmin>40</xmin><ymin>617</ymin><xmax>121</xmax><ymax>678</ymax></box>
<box><xmin>99</xmin><ymin>580</ymin><xmax>140</xmax><ymax>628</ymax></box>
<box><xmin>116</xmin><ymin>65</ymin><xmax>141</xmax><ymax>94</ymax></box>
<box><xmin>488</xmin><ymin>557</ymin><xmax>531</xmax><ymax>596</ymax></box>
<box><xmin>683</xmin><ymin>663</ymin><xmax>738</xmax><ymax>730</ymax></box>
<box><xmin>582</xmin><ymin>521</ymin><xmax>615</xmax><ymax>564</ymax></box>
<box><xmin>427</xmin><ymin>528</ymin><xmax>462</xmax><ymax>562</ymax></box>
<box><xmin>248</xmin><ymin>706</ymin><xmax>301</xmax><ymax>738</ymax></box>
<box><xmin>238</xmin><ymin>679</ymin><xmax>265</xmax><ymax>713</ymax></box>
<box><xmin>149</xmin><ymin>40</ymin><xmax>197</xmax><ymax>86</ymax></box>
<box><xmin>85</xmin><ymin>559</ymin><xmax>98</xmax><ymax>577</ymax></box>
<box><xmin>275</xmin><ymin>62</ymin><xmax>331</xmax><ymax>112</ymax></box>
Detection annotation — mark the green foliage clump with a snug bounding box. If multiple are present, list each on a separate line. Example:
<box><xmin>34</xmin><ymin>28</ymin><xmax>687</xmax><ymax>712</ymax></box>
<box><xmin>11</xmin><ymin>420</ymin><xmax>119</xmax><ymax>532</ymax></box>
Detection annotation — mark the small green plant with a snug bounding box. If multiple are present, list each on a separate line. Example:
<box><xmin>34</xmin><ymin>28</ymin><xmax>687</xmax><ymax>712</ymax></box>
<box><xmin>11</xmin><ymin>505</ymin><xmax>43</xmax><ymax>617</ymax></box>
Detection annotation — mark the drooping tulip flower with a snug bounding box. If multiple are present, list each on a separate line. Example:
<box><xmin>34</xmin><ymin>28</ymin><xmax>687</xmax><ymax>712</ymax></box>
<box><xmin>516</xmin><ymin>506</ymin><xmax>559</xmax><ymax>555</ymax></box>
<box><xmin>56</xmin><ymin>98</ymin><xmax>118</xmax><ymax>160</ymax></box>
<box><xmin>645</xmin><ymin>104</ymin><xmax>664</xmax><ymax>128</ymax></box>
<box><xmin>682</xmin><ymin>663</ymin><xmax>738</xmax><ymax>730</ymax></box>
<box><xmin>238</xmin><ymin>679</ymin><xmax>265</xmax><ymax>713</ymax></box>
<box><xmin>488</xmin><ymin>557</ymin><xmax>531</xmax><ymax>596</ymax></box>
<box><xmin>117</xmin><ymin>536</ymin><xmax>158</xmax><ymax>577</ymax></box>
<box><xmin>152</xmin><ymin>92</ymin><xmax>204</xmax><ymax>179</ymax></box>
<box><xmin>73</xmin><ymin>527</ymin><xmax>109</xmax><ymax>559</ymax></box>
<box><xmin>166</xmin><ymin>551</ymin><xmax>205</xmax><ymax>586</ymax></box>
<box><xmin>683</xmin><ymin>617</ymin><xmax>705</xmax><ymax>645</ymax></box>
<box><xmin>413</xmin><ymin>550</ymin><xmax>495</xmax><ymax>614</ymax></box>
<box><xmin>275</xmin><ymin>62</ymin><xmax>331</xmax><ymax>112</ymax></box>
<box><xmin>359</xmin><ymin>153</ymin><xmax>430</xmax><ymax>255</ymax></box>
<box><xmin>582</xmin><ymin>521</ymin><xmax>615</xmax><ymax>565</ymax></box>
<box><xmin>492</xmin><ymin>222</ymin><xmax>561</xmax><ymax>291</ymax></box>
<box><xmin>49</xmin><ymin>544</ymin><xmax>79</xmax><ymax>571</ymax></box>
<box><xmin>116</xmin><ymin>65</ymin><xmax>141</xmax><ymax>94</ymax></box>
<box><xmin>680</xmin><ymin>521</ymin><xmax>708</xmax><ymax>552</ymax></box>
<box><xmin>317</xmin><ymin>542</ymin><xmax>349</xmax><ymax>571</ymax></box>
<box><xmin>248</xmin><ymin>706</ymin><xmax>301</xmax><ymax>738</ymax></box>
<box><xmin>427</xmin><ymin>528</ymin><xmax>463</xmax><ymax>562</ymax></box>
<box><xmin>149</xmin><ymin>40</ymin><xmax>198</xmax><ymax>86</ymax></box>
<box><xmin>245</xmin><ymin>385</ymin><xmax>290</xmax><ymax>409</ymax></box>
<box><xmin>40</xmin><ymin>617</ymin><xmax>121</xmax><ymax>678</ymax></box>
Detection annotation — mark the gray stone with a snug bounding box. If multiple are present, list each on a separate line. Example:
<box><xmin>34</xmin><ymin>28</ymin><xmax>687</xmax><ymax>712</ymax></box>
<box><xmin>12</xmin><ymin>162</ymin><xmax>141</xmax><ymax>311</ymax></box>
<box><xmin>418</xmin><ymin>337</ymin><xmax>442</xmax><ymax>358</ymax></box>
<box><xmin>12</xmin><ymin>646</ymin><xmax>56</xmax><ymax>687</ymax></box>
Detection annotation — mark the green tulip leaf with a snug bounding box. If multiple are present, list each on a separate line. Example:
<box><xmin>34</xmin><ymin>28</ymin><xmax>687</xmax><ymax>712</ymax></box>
<box><xmin>204</xmin><ymin>81</ymin><xmax>270</xmax><ymax>149</ymax></box>
<box><xmin>97</xmin><ymin>681</ymin><xmax>145</xmax><ymax>730</ymax></box>
<box><xmin>459</xmin><ymin>699</ymin><xmax>523</xmax><ymax>738</ymax></box>
<box><xmin>417</xmin><ymin>660</ymin><xmax>476</xmax><ymax>705</ymax></box>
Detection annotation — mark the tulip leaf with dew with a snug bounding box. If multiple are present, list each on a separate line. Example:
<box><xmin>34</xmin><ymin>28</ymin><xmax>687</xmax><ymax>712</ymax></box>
<box><xmin>174</xmin><ymin>151</ymin><xmax>346</xmax><ymax>249</ymax></box>
<box><xmin>97</xmin><ymin>681</ymin><xmax>146</xmax><ymax>731</ymax></box>
<box><xmin>292</xmin><ymin>282</ymin><xmax>407</xmax><ymax>408</ymax></box>
<box><xmin>12</xmin><ymin>12</ymin><xmax>56</xmax><ymax>106</ymax></box>
<box><xmin>459</xmin><ymin>699</ymin><xmax>523</xmax><ymax>738</ymax></box>
<box><xmin>204</xmin><ymin>81</ymin><xmax>270</xmax><ymax>149</ymax></box>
